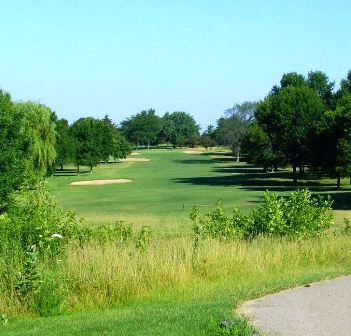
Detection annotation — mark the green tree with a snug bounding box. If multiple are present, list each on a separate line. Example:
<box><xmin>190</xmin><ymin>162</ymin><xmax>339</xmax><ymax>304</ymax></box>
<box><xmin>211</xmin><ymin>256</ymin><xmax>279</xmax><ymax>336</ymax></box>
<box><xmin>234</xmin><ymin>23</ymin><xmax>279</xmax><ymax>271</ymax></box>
<box><xmin>314</xmin><ymin>95</ymin><xmax>351</xmax><ymax>188</ymax></box>
<box><xmin>15</xmin><ymin>102</ymin><xmax>57</xmax><ymax>185</ymax></box>
<box><xmin>0</xmin><ymin>90</ymin><xmax>23</xmax><ymax>206</ymax></box>
<box><xmin>161</xmin><ymin>112</ymin><xmax>200</xmax><ymax>148</ymax></box>
<box><xmin>307</xmin><ymin>71</ymin><xmax>334</xmax><ymax>109</ymax></box>
<box><xmin>200</xmin><ymin>125</ymin><xmax>217</xmax><ymax>150</ymax></box>
<box><xmin>102</xmin><ymin>115</ymin><xmax>131</xmax><ymax>161</ymax></box>
<box><xmin>55</xmin><ymin>118</ymin><xmax>72</xmax><ymax>170</ymax></box>
<box><xmin>70</xmin><ymin>117</ymin><xmax>105</xmax><ymax>172</ymax></box>
<box><xmin>120</xmin><ymin>109</ymin><xmax>161</xmax><ymax>148</ymax></box>
<box><xmin>255</xmin><ymin>86</ymin><xmax>325</xmax><ymax>183</ymax></box>
<box><xmin>242</xmin><ymin>123</ymin><xmax>280</xmax><ymax>171</ymax></box>
<box><xmin>280</xmin><ymin>72</ymin><xmax>306</xmax><ymax>88</ymax></box>
<box><xmin>0</xmin><ymin>96</ymin><xmax>57</xmax><ymax>206</ymax></box>
<box><xmin>216</xmin><ymin>101</ymin><xmax>257</xmax><ymax>162</ymax></box>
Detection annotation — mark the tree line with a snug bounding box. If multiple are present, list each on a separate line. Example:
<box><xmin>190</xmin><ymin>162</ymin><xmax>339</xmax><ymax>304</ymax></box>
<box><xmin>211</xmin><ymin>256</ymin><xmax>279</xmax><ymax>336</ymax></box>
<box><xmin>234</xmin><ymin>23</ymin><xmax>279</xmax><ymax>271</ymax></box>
<box><xmin>0</xmin><ymin>90</ymin><xmax>202</xmax><ymax>207</ymax></box>
<box><xmin>213</xmin><ymin>70</ymin><xmax>351</xmax><ymax>188</ymax></box>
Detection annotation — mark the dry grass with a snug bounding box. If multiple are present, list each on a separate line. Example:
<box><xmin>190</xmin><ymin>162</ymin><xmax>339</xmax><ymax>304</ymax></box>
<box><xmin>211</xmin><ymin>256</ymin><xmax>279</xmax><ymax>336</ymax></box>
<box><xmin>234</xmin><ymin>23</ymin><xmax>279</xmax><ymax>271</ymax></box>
<box><xmin>60</xmin><ymin>235</ymin><xmax>351</xmax><ymax>311</ymax></box>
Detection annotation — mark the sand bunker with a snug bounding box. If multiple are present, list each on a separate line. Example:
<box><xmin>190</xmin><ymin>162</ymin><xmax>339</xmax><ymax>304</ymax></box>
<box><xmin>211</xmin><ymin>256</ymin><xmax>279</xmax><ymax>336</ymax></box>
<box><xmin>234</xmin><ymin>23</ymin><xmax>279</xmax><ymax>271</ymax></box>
<box><xmin>70</xmin><ymin>179</ymin><xmax>132</xmax><ymax>186</ymax></box>
<box><xmin>119</xmin><ymin>158</ymin><xmax>150</xmax><ymax>162</ymax></box>
<box><xmin>131</xmin><ymin>152</ymin><xmax>141</xmax><ymax>155</ymax></box>
<box><xmin>182</xmin><ymin>150</ymin><xmax>204</xmax><ymax>154</ymax></box>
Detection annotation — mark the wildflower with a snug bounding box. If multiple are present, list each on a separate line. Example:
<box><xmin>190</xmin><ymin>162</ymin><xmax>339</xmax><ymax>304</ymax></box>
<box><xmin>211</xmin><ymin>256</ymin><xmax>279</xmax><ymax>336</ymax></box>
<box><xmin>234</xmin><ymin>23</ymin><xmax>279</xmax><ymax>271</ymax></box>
<box><xmin>52</xmin><ymin>233</ymin><xmax>63</xmax><ymax>239</ymax></box>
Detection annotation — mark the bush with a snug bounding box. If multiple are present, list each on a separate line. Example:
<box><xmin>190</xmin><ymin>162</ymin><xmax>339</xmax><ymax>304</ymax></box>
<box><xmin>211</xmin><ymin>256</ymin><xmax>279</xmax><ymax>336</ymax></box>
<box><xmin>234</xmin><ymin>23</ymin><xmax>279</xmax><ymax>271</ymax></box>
<box><xmin>0</xmin><ymin>182</ymin><xmax>78</xmax><ymax>315</ymax></box>
<box><xmin>191</xmin><ymin>189</ymin><xmax>333</xmax><ymax>241</ymax></box>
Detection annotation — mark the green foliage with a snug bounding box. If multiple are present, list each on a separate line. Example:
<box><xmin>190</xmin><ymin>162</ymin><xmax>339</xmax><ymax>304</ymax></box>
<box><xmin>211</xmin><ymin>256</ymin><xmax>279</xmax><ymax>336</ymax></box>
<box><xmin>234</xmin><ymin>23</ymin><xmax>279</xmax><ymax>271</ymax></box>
<box><xmin>136</xmin><ymin>225</ymin><xmax>152</xmax><ymax>251</ymax></box>
<box><xmin>191</xmin><ymin>190</ymin><xmax>333</xmax><ymax>241</ymax></box>
<box><xmin>0</xmin><ymin>95</ymin><xmax>57</xmax><ymax>206</ymax></box>
<box><xmin>120</xmin><ymin>109</ymin><xmax>161</xmax><ymax>147</ymax></box>
<box><xmin>216</xmin><ymin>102</ymin><xmax>257</xmax><ymax>158</ymax></box>
<box><xmin>70</xmin><ymin>221</ymin><xmax>133</xmax><ymax>247</ymax></box>
<box><xmin>161</xmin><ymin>111</ymin><xmax>200</xmax><ymax>147</ymax></box>
<box><xmin>342</xmin><ymin>218</ymin><xmax>351</xmax><ymax>235</ymax></box>
<box><xmin>1</xmin><ymin>182</ymin><xmax>77</xmax><ymax>258</ymax></box>
<box><xmin>0</xmin><ymin>90</ymin><xmax>22</xmax><ymax>206</ymax></box>
<box><xmin>55</xmin><ymin>118</ymin><xmax>73</xmax><ymax>169</ymax></box>
<box><xmin>15</xmin><ymin>101</ymin><xmax>57</xmax><ymax>185</ymax></box>
<box><xmin>15</xmin><ymin>246</ymin><xmax>42</xmax><ymax>299</ymax></box>
<box><xmin>212</xmin><ymin>319</ymin><xmax>256</xmax><ymax>336</ymax></box>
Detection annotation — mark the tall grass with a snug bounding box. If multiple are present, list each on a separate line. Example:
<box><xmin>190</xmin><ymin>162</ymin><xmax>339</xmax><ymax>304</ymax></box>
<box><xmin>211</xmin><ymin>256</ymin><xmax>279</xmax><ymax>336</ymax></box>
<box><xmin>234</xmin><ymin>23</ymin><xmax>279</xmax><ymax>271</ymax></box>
<box><xmin>3</xmin><ymin>235</ymin><xmax>346</xmax><ymax>314</ymax></box>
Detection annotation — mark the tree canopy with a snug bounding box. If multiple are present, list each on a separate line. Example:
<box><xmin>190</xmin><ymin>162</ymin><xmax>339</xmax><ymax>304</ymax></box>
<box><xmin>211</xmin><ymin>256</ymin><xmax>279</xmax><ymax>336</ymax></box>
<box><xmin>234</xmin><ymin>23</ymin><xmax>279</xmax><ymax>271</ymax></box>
<box><xmin>161</xmin><ymin>112</ymin><xmax>200</xmax><ymax>147</ymax></box>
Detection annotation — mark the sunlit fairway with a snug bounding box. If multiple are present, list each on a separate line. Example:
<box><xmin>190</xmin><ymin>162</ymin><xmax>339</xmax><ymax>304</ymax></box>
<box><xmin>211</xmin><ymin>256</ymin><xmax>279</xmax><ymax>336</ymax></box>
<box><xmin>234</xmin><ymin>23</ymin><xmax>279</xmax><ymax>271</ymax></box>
<box><xmin>48</xmin><ymin>149</ymin><xmax>351</xmax><ymax>235</ymax></box>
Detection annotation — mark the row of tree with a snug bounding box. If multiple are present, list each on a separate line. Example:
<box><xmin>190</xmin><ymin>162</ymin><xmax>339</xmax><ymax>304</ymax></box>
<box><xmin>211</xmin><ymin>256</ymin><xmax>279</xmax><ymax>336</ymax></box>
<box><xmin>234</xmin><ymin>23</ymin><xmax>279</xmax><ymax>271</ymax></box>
<box><xmin>0</xmin><ymin>92</ymin><xmax>132</xmax><ymax>206</ymax></box>
<box><xmin>215</xmin><ymin>70</ymin><xmax>351</xmax><ymax>187</ymax></box>
<box><xmin>119</xmin><ymin>110</ymin><xmax>200</xmax><ymax>148</ymax></box>
<box><xmin>56</xmin><ymin>115</ymin><xmax>131</xmax><ymax>172</ymax></box>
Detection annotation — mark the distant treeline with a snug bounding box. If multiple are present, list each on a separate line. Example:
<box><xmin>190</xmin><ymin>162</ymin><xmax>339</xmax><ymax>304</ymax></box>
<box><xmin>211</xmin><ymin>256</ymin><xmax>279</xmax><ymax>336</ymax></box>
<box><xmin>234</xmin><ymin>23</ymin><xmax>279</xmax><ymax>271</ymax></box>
<box><xmin>204</xmin><ymin>70</ymin><xmax>351</xmax><ymax>188</ymax></box>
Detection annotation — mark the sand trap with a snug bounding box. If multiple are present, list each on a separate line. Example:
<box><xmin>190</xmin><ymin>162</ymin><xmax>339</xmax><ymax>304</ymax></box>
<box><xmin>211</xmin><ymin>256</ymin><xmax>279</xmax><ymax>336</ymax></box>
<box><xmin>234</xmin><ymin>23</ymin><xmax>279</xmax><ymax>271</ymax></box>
<box><xmin>182</xmin><ymin>150</ymin><xmax>204</xmax><ymax>154</ymax></box>
<box><xmin>70</xmin><ymin>179</ymin><xmax>132</xmax><ymax>186</ymax></box>
<box><xmin>119</xmin><ymin>158</ymin><xmax>150</xmax><ymax>162</ymax></box>
<box><xmin>131</xmin><ymin>152</ymin><xmax>141</xmax><ymax>155</ymax></box>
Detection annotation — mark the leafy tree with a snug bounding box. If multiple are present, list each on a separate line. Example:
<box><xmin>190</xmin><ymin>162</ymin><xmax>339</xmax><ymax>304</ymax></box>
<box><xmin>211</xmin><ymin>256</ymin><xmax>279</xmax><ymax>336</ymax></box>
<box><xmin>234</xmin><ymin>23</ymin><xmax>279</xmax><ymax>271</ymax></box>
<box><xmin>0</xmin><ymin>90</ymin><xmax>23</xmax><ymax>206</ymax></box>
<box><xmin>70</xmin><ymin>117</ymin><xmax>105</xmax><ymax>172</ymax></box>
<box><xmin>280</xmin><ymin>72</ymin><xmax>306</xmax><ymax>88</ymax></box>
<box><xmin>242</xmin><ymin>123</ymin><xmax>280</xmax><ymax>171</ymax></box>
<box><xmin>307</xmin><ymin>71</ymin><xmax>334</xmax><ymax>109</ymax></box>
<box><xmin>200</xmin><ymin>125</ymin><xmax>217</xmax><ymax>150</ymax></box>
<box><xmin>102</xmin><ymin>115</ymin><xmax>131</xmax><ymax>161</ymax></box>
<box><xmin>55</xmin><ymin>119</ymin><xmax>72</xmax><ymax>170</ymax></box>
<box><xmin>255</xmin><ymin>86</ymin><xmax>325</xmax><ymax>183</ymax></box>
<box><xmin>15</xmin><ymin>102</ymin><xmax>57</xmax><ymax>185</ymax></box>
<box><xmin>313</xmin><ymin>95</ymin><xmax>351</xmax><ymax>188</ymax></box>
<box><xmin>161</xmin><ymin>112</ymin><xmax>200</xmax><ymax>148</ymax></box>
<box><xmin>0</xmin><ymin>96</ymin><xmax>57</xmax><ymax>206</ymax></box>
<box><xmin>216</xmin><ymin>101</ymin><xmax>257</xmax><ymax>162</ymax></box>
<box><xmin>120</xmin><ymin>109</ymin><xmax>161</xmax><ymax>148</ymax></box>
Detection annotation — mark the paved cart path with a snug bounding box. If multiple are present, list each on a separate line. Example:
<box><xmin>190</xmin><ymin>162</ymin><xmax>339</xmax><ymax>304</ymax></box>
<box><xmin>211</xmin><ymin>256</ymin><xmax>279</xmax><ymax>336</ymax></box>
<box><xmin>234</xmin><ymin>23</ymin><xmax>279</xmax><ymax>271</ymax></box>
<box><xmin>240</xmin><ymin>276</ymin><xmax>351</xmax><ymax>336</ymax></box>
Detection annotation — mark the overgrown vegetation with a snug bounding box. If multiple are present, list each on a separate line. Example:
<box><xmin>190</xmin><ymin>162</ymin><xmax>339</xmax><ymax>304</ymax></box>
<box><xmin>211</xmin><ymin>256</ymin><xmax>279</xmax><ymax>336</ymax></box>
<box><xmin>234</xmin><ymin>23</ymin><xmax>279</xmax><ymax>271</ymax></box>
<box><xmin>191</xmin><ymin>189</ymin><xmax>333</xmax><ymax>241</ymax></box>
<box><xmin>0</xmin><ymin>186</ymin><xmax>348</xmax><ymax>321</ymax></box>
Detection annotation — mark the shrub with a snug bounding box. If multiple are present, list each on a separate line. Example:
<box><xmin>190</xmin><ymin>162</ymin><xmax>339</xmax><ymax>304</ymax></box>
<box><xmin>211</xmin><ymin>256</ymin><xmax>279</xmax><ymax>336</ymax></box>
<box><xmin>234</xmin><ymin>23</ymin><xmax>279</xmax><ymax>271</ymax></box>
<box><xmin>191</xmin><ymin>189</ymin><xmax>333</xmax><ymax>241</ymax></box>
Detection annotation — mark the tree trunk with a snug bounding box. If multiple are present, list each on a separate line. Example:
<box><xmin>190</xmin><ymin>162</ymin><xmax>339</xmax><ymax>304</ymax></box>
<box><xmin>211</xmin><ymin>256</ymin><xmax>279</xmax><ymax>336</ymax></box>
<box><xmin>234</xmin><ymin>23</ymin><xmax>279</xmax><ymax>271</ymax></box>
<box><xmin>274</xmin><ymin>164</ymin><xmax>278</xmax><ymax>172</ymax></box>
<box><xmin>236</xmin><ymin>147</ymin><xmax>240</xmax><ymax>163</ymax></box>
<box><xmin>89</xmin><ymin>165</ymin><xmax>93</xmax><ymax>173</ymax></box>
<box><xmin>60</xmin><ymin>163</ymin><xmax>63</xmax><ymax>171</ymax></box>
<box><xmin>337</xmin><ymin>175</ymin><xmax>341</xmax><ymax>189</ymax></box>
<box><xmin>292</xmin><ymin>165</ymin><xmax>297</xmax><ymax>184</ymax></box>
<box><xmin>147</xmin><ymin>141</ymin><xmax>150</xmax><ymax>149</ymax></box>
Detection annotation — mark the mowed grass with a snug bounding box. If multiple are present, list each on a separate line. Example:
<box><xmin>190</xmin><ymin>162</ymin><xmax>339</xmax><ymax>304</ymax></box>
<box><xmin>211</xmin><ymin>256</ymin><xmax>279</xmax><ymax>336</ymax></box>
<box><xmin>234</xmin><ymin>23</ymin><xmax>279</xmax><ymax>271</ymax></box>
<box><xmin>48</xmin><ymin>149</ymin><xmax>351</xmax><ymax>235</ymax></box>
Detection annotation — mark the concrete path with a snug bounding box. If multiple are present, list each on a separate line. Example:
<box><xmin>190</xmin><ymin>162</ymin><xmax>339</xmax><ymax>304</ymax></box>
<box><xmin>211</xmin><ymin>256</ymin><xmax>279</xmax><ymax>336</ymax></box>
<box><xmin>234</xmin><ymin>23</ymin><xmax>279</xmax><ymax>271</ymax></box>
<box><xmin>240</xmin><ymin>276</ymin><xmax>351</xmax><ymax>336</ymax></box>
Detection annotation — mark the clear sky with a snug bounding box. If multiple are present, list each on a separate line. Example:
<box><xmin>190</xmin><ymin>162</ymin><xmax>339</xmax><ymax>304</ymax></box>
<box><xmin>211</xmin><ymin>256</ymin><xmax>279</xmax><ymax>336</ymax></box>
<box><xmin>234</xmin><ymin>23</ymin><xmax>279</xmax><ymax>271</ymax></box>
<box><xmin>1</xmin><ymin>0</ymin><xmax>350</xmax><ymax>130</ymax></box>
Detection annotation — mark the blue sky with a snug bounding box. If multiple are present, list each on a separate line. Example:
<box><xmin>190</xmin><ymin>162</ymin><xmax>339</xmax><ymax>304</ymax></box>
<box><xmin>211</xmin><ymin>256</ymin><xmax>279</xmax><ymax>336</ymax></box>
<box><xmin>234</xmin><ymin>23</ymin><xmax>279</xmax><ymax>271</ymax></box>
<box><xmin>0</xmin><ymin>0</ymin><xmax>350</xmax><ymax>130</ymax></box>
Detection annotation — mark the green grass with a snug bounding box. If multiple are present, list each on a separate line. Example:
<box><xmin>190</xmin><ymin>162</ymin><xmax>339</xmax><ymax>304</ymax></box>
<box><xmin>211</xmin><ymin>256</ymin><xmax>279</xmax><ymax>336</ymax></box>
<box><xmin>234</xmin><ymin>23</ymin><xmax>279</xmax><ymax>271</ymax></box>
<box><xmin>2</xmin><ymin>236</ymin><xmax>351</xmax><ymax>335</ymax></box>
<box><xmin>2</xmin><ymin>149</ymin><xmax>351</xmax><ymax>335</ymax></box>
<box><xmin>48</xmin><ymin>149</ymin><xmax>351</xmax><ymax>236</ymax></box>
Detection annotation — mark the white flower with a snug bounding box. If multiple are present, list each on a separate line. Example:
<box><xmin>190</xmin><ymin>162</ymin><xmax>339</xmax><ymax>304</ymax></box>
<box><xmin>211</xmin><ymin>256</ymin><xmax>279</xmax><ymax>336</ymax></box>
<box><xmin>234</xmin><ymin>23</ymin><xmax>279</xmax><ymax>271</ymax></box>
<box><xmin>52</xmin><ymin>233</ymin><xmax>63</xmax><ymax>239</ymax></box>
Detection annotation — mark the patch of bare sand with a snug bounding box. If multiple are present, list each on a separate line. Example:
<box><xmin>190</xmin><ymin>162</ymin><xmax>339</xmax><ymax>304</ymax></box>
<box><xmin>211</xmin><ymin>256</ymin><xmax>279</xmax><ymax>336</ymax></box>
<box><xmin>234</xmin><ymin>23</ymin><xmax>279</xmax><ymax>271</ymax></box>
<box><xmin>131</xmin><ymin>152</ymin><xmax>141</xmax><ymax>155</ymax></box>
<box><xmin>182</xmin><ymin>150</ymin><xmax>204</xmax><ymax>154</ymax></box>
<box><xmin>70</xmin><ymin>179</ymin><xmax>132</xmax><ymax>186</ymax></box>
<box><xmin>120</xmin><ymin>158</ymin><xmax>150</xmax><ymax>162</ymax></box>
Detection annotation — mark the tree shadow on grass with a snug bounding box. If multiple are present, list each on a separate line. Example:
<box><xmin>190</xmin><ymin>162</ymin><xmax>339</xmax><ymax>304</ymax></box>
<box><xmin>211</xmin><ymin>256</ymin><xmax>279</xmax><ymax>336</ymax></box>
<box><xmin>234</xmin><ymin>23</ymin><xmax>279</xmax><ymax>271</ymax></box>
<box><xmin>174</xmin><ymin>159</ymin><xmax>215</xmax><ymax>165</ymax></box>
<box><xmin>322</xmin><ymin>192</ymin><xmax>351</xmax><ymax>210</ymax></box>
<box><xmin>54</xmin><ymin>168</ymin><xmax>92</xmax><ymax>176</ymax></box>
<box><xmin>173</xmin><ymin>171</ymin><xmax>339</xmax><ymax>193</ymax></box>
